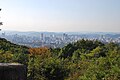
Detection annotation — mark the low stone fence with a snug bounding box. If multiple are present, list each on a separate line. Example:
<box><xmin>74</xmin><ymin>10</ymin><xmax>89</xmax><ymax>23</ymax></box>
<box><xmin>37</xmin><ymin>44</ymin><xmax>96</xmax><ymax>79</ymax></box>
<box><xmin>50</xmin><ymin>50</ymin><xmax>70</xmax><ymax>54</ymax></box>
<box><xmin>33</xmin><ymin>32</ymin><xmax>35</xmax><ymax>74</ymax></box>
<box><xmin>0</xmin><ymin>63</ymin><xmax>26</xmax><ymax>80</ymax></box>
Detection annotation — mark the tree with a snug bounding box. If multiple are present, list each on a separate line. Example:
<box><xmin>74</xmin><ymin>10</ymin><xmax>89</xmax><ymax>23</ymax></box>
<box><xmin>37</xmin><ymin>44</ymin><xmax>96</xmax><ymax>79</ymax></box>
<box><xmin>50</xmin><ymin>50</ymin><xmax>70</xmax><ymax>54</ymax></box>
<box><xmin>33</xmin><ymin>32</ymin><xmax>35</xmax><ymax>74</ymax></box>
<box><xmin>72</xmin><ymin>49</ymin><xmax>81</xmax><ymax>61</ymax></box>
<box><xmin>59</xmin><ymin>43</ymin><xmax>76</xmax><ymax>58</ymax></box>
<box><xmin>39</xmin><ymin>58</ymin><xmax>68</xmax><ymax>80</ymax></box>
<box><xmin>28</xmin><ymin>47</ymin><xmax>51</xmax><ymax>80</ymax></box>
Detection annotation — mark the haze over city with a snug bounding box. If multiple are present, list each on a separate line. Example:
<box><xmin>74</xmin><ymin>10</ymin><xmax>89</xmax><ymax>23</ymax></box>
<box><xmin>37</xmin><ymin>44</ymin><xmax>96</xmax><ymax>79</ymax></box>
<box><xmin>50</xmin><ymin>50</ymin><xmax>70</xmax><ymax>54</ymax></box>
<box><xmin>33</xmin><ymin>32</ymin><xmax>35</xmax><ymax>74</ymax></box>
<box><xmin>0</xmin><ymin>0</ymin><xmax>120</xmax><ymax>32</ymax></box>
<box><xmin>0</xmin><ymin>1</ymin><xmax>120</xmax><ymax>80</ymax></box>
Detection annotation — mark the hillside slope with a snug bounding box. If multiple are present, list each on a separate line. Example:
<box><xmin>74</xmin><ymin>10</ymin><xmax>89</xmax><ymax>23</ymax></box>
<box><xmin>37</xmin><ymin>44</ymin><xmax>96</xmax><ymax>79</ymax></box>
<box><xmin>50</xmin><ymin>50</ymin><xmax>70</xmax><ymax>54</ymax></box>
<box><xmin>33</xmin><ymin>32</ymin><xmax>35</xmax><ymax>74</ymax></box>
<box><xmin>0</xmin><ymin>38</ymin><xmax>29</xmax><ymax>53</ymax></box>
<box><xmin>0</xmin><ymin>38</ymin><xmax>29</xmax><ymax>64</ymax></box>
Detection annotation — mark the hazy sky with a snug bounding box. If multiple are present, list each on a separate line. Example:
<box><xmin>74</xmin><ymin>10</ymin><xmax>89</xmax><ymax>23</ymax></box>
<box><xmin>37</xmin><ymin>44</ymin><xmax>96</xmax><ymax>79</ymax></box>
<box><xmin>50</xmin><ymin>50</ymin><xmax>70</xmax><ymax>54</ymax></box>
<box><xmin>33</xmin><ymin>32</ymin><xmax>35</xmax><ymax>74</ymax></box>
<box><xmin>0</xmin><ymin>0</ymin><xmax>120</xmax><ymax>32</ymax></box>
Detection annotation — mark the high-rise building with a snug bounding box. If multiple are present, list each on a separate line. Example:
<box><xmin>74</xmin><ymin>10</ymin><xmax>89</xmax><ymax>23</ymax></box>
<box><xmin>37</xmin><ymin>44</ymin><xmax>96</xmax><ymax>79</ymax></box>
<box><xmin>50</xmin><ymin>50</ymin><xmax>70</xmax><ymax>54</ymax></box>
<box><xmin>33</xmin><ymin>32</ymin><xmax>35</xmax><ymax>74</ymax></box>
<box><xmin>41</xmin><ymin>33</ymin><xmax>44</xmax><ymax>40</ymax></box>
<box><xmin>40</xmin><ymin>33</ymin><xmax>45</xmax><ymax>47</ymax></box>
<box><xmin>62</xmin><ymin>33</ymin><xmax>68</xmax><ymax>41</ymax></box>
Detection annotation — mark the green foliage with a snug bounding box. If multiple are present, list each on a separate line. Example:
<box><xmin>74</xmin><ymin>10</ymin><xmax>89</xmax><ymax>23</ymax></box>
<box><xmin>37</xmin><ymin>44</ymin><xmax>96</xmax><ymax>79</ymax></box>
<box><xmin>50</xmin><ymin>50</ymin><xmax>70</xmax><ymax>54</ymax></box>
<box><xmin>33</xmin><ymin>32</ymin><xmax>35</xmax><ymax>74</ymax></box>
<box><xmin>0</xmin><ymin>38</ymin><xmax>120</xmax><ymax>80</ymax></box>
<box><xmin>28</xmin><ymin>56</ymin><xmax>69</xmax><ymax>80</ymax></box>
<box><xmin>72</xmin><ymin>49</ymin><xmax>81</xmax><ymax>61</ymax></box>
<box><xmin>0</xmin><ymin>38</ymin><xmax>29</xmax><ymax>64</ymax></box>
<box><xmin>0</xmin><ymin>38</ymin><xmax>29</xmax><ymax>54</ymax></box>
<box><xmin>74</xmin><ymin>39</ymin><xmax>104</xmax><ymax>53</ymax></box>
<box><xmin>40</xmin><ymin>58</ymin><xmax>68</xmax><ymax>80</ymax></box>
<box><xmin>12</xmin><ymin>53</ymin><xmax>29</xmax><ymax>65</ymax></box>
<box><xmin>59</xmin><ymin>39</ymin><xmax>104</xmax><ymax>59</ymax></box>
<box><xmin>59</xmin><ymin>43</ymin><xmax>75</xmax><ymax>58</ymax></box>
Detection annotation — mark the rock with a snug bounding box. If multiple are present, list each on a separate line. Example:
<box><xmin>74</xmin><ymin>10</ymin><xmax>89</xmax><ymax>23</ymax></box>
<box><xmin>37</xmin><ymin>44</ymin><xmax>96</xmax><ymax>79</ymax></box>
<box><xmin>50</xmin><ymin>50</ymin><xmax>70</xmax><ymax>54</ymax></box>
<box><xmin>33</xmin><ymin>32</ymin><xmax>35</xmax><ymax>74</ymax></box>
<box><xmin>0</xmin><ymin>63</ymin><xmax>27</xmax><ymax>80</ymax></box>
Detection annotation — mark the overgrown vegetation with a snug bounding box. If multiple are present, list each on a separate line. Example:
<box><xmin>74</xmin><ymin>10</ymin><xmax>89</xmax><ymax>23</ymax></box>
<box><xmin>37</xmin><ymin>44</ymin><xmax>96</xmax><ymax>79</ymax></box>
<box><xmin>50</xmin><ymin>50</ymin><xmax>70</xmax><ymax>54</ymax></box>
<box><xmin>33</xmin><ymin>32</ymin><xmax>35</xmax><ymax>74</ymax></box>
<box><xmin>0</xmin><ymin>38</ymin><xmax>120</xmax><ymax>80</ymax></box>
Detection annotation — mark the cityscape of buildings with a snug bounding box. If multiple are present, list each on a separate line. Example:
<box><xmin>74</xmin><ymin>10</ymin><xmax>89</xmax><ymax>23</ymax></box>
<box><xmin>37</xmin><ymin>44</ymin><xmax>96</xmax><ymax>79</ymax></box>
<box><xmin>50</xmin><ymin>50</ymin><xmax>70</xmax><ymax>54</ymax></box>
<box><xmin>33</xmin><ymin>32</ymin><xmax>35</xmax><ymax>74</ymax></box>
<box><xmin>0</xmin><ymin>31</ymin><xmax>120</xmax><ymax>48</ymax></box>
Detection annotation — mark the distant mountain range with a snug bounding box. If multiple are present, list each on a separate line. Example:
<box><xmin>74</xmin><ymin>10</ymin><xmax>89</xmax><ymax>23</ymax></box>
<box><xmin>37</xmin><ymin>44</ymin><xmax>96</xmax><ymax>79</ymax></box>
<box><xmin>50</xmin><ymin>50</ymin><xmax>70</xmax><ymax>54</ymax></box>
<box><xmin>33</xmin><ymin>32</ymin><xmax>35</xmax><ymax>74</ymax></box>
<box><xmin>0</xmin><ymin>30</ymin><xmax>120</xmax><ymax>35</ymax></box>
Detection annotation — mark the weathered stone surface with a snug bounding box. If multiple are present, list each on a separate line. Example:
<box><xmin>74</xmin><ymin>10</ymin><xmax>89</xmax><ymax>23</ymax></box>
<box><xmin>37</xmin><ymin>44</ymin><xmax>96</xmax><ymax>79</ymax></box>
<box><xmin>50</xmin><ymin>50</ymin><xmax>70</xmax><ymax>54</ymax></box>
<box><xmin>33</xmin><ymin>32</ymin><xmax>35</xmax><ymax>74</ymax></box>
<box><xmin>0</xmin><ymin>63</ymin><xmax>27</xmax><ymax>80</ymax></box>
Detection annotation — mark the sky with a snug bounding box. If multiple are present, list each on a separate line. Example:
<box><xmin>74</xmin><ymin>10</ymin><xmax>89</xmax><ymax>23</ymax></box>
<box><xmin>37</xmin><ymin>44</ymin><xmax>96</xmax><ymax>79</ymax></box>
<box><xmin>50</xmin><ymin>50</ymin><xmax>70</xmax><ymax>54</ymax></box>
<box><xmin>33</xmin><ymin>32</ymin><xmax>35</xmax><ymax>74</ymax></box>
<box><xmin>0</xmin><ymin>0</ymin><xmax>120</xmax><ymax>32</ymax></box>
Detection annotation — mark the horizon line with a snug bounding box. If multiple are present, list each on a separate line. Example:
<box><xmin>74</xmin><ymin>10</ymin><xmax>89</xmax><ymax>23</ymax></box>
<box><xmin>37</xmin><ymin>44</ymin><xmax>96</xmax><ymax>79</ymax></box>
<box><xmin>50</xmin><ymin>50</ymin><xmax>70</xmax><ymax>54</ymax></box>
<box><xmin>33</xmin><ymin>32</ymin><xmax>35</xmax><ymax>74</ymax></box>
<box><xmin>1</xmin><ymin>30</ymin><xmax>120</xmax><ymax>34</ymax></box>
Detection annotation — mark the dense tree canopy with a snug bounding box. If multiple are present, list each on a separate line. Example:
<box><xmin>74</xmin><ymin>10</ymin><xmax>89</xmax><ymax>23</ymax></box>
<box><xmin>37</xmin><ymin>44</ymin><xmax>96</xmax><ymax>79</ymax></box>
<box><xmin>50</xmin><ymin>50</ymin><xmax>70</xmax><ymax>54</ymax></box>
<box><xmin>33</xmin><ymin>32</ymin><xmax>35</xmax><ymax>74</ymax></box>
<box><xmin>0</xmin><ymin>38</ymin><xmax>120</xmax><ymax>80</ymax></box>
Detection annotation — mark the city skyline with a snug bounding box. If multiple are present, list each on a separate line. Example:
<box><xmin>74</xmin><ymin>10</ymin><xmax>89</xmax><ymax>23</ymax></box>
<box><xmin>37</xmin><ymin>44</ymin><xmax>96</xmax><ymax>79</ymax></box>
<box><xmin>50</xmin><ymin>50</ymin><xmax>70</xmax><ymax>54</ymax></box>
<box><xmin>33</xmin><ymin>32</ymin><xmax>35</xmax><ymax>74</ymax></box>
<box><xmin>0</xmin><ymin>0</ymin><xmax>120</xmax><ymax>32</ymax></box>
<box><xmin>0</xmin><ymin>30</ymin><xmax>120</xmax><ymax>48</ymax></box>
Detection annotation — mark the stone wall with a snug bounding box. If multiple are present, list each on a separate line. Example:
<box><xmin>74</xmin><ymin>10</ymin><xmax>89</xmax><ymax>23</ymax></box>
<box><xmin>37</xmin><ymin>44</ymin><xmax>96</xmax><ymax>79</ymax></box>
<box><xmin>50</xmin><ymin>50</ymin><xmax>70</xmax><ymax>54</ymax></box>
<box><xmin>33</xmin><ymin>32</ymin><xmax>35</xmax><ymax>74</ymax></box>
<box><xmin>0</xmin><ymin>63</ymin><xmax>27</xmax><ymax>80</ymax></box>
